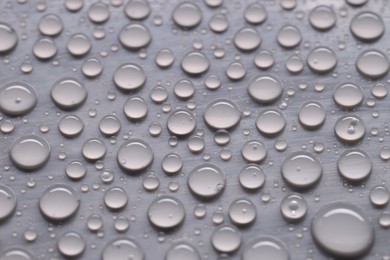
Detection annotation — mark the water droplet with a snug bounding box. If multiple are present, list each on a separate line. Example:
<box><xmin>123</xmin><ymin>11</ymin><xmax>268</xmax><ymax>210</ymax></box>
<box><xmin>64</xmin><ymin>0</ymin><xmax>83</xmax><ymax>12</ymax></box>
<box><xmin>234</xmin><ymin>27</ymin><xmax>261</xmax><ymax>52</ymax></box>
<box><xmin>0</xmin><ymin>248</ymin><xmax>33</xmax><ymax>260</ymax></box>
<box><xmin>371</xmin><ymin>83</ymin><xmax>388</xmax><ymax>99</ymax></box>
<box><xmin>117</xmin><ymin>139</ymin><xmax>153</xmax><ymax>173</ymax></box>
<box><xmin>369</xmin><ymin>185</ymin><xmax>389</xmax><ymax>207</ymax></box>
<box><xmin>194</xmin><ymin>204</ymin><xmax>207</xmax><ymax>219</ymax></box>
<box><xmin>307</xmin><ymin>46</ymin><xmax>337</xmax><ymax>74</ymax></box>
<box><xmin>181</xmin><ymin>51</ymin><xmax>210</xmax><ymax>75</ymax></box>
<box><xmin>39</xmin><ymin>184</ymin><xmax>80</xmax><ymax>222</ymax></box>
<box><xmin>0</xmin><ymin>23</ymin><xmax>18</xmax><ymax>53</ymax></box>
<box><xmin>172</xmin><ymin>2</ymin><xmax>202</xmax><ymax>29</ymax></box>
<box><xmin>88</xmin><ymin>2</ymin><xmax>110</xmax><ymax>23</ymax></box>
<box><xmin>254</xmin><ymin>49</ymin><xmax>274</xmax><ymax>70</ymax></box>
<box><xmin>226</xmin><ymin>62</ymin><xmax>246</xmax><ymax>81</ymax></box>
<box><xmin>102</xmin><ymin>238</ymin><xmax>144</xmax><ymax>260</ymax></box>
<box><xmin>248</xmin><ymin>74</ymin><xmax>283</xmax><ymax>104</ymax></box>
<box><xmin>209</xmin><ymin>14</ymin><xmax>229</xmax><ymax>33</ymax></box>
<box><xmin>256</xmin><ymin>109</ymin><xmax>286</xmax><ymax>137</ymax></box>
<box><xmin>57</xmin><ymin>232</ymin><xmax>85</xmax><ymax>257</ymax></box>
<box><xmin>309</xmin><ymin>5</ymin><xmax>336</xmax><ymax>31</ymax></box>
<box><xmin>104</xmin><ymin>187</ymin><xmax>128</xmax><ymax>211</ymax></box>
<box><xmin>123</xmin><ymin>96</ymin><xmax>148</xmax><ymax>121</ymax></box>
<box><xmin>242</xmin><ymin>236</ymin><xmax>289</xmax><ymax>260</ymax></box>
<box><xmin>244</xmin><ymin>3</ymin><xmax>267</xmax><ymax>25</ymax></box>
<box><xmin>67</xmin><ymin>33</ymin><xmax>91</xmax><ymax>57</ymax></box>
<box><xmin>311</xmin><ymin>201</ymin><xmax>374</xmax><ymax>258</ymax></box>
<box><xmin>0</xmin><ymin>185</ymin><xmax>16</xmax><ymax>221</ymax></box>
<box><xmin>229</xmin><ymin>199</ymin><xmax>256</xmax><ymax>226</ymax></box>
<box><xmin>334</xmin><ymin>115</ymin><xmax>365</xmax><ymax>144</ymax></box>
<box><xmin>204</xmin><ymin>74</ymin><xmax>221</xmax><ymax>90</ymax></box>
<box><xmin>114</xmin><ymin>63</ymin><xmax>146</xmax><ymax>91</ymax></box>
<box><xmin>114</xmin><ymin>216</ymin><xmax>130</xmax><ymax>232</ymax></box>
<box><xmin>211</xmin><ymin>225</ymin><xmax>241</xmax><ymax>253</ymax></box>
<box><xmin>38</xmin><ymin>14</ymin><xmax>63</xmax><ymax>36</ymax></box>
<box><xmin>0</xmin><ymin>120</ymin><xmax>14</xmax><ymax>134</ymax></box>
<box><xmin>298</xmin><ymin>101</ymin><xmax>326</xmax><ymax>130</ymax></box>
<box><xmin>350</xmin><ymin>11</ymin><xmax>384</xmax><ymax>42</ymax></box>
<box><xmin>32</xmin><ymin>38</ymin><xmax>57</xmax><ymax>60</ymax></box>
<box><xmin>356</xmin><ymin>49</ymin><xmax>389</xmax><ymax>79</ymax></box>
<box><xmin>51</xmin><ymin>78</ymin><xmax>87</xmax><ymax>110</ymax></box>
<box><xmin>174</xmin><ymin>79</ymin><xmax>195</xmax><ymax>99</ymax></box>
<box><xmin>87</xmin><ymin>214</ymin><xmax>103</xmax><ymax>231</ymax></box>
<box><xmin>277</xmin><ymin>25</ymin><xmax>301</xmax><ymax>49</ymax></box>
<box><xmin>379</xmin><ymin>212</ymin><xmax>390</xmax><ymax>228</ymax></box>
<box><xmin>82</xmin><ymin>138</ymin><xmax>106</xmax><ymax>161</ymax></box>
<box><xmin>143</xmin><ymin>174</ymin><xmax>160</xmax><ymax>192</ymax></box>
<box><xmin>337</xmin><ymin>149</ymin><xmax>371</xmax><ymax>182</ymax></box>
<box><xmin>119</xmin><ymin>23</ymin><xmax>151</xmax><ymax>50</ymax></box>
<box><xmin>379</xmin><ymin>146</ymin><xmax>390</xmax><ymax>161</ymax></box>
<box><xmin>0</xmin><ymin>82</ymin><xmax>37</xmax><ymax>116</ymax></box>
<box><xmin>241</xmin><ymin>140</ymin><xmax>267</xmax><ymax>163</ymax></box>
<box><xmin>204</xmin><ymin>99</ymin><xmax>241</xmax><ymax>130</ymax></box>
<box><xmin>99</xmin><ymin>115</ymin><xmax>121</xmax><ymax>136</ymax></box>
<box><xmin>10</xmin><ymin>135</ymin><xmax>50</xmax><ymax>171</ymax></box>
<box><xmin>239</xmin><ymin>164</ymin><xmax>266</xmax><ymax>191</ymax></box>
<box><xmin>285</xmin><ymin>55</ymin><xmax>304</xmax><ymax>74</ymax></box>
<box><xmin>280</xmin><ymin>0</ymin><xmax>297</xmax><ymax>10</ymax></box>
<box><xmin>155</xmin><ymin>48</ymin><xmax>175</xmax><ymax>68</ymax></box>
<box><xmin>166</xmin><ymin>242</ymin><xmax>200</xmax><ymax>260</ymax></box>
<box><xmin>82</xmin><ymin>57</ymin><xmax>103</xmax><ymax>77</ymax></box>
<box><xmin>58</xmin><ymin>114</ymin><xmax>84</xmax><ymax>137</ymax></box>
<box><xmin>187</xmin><ymin>135</ymin><xmax>205</xmax><ymax>153</ymax></box>
<box><xmin>148</xmin><ymin>195</ymin><xmax>185</xmax><ymax>229</ymax></box>
<box><xmin>346</xmin><ymin>0</ymin><xmax>367</xmax><ymax>6</ymax></box>
<box><xmin>214</xmin><ymin>129</ymin><xmax>230</xmax><ymax>146</ymax></box>
<box><xmin>280</xmin><ymin>193</ymin><xmax>308</xmax><ymax>222</ymax></box>
<box><xmin>188</xmin><ymin>163</ymin><xmax>225</xmax><ymax>199</ymax></box>
<box><xmin>24</xmin><ymin>228</ymin><xmax>37</xmax><ymax>242</ymax></box>
<box><xmin>281</xmin><ymin>151</ymin><xmax>322</xmax><ymax>189</ymax></box>
<box><xmin>167</xmin><ymin>109</ymin><xmax>196</xmax><ymax>136</ymax></box>
<box><xmin>148</xmin><ymin>121</ymin><xmax>162</xmax><ymax>137</ymax></box>
<box><xmin>65</xmin><ymin>160</ymin><xmax>86</xmax><ymax>180</ymax></box>
<box><xmin>124</xmin><ymin>0</ymin><xmax>150</xmax><ymax>20</ymax></box>
<box><xmin>333</xmin><ymin>83</ymin><xmax>364</xmax><ymax>109</ymax></box>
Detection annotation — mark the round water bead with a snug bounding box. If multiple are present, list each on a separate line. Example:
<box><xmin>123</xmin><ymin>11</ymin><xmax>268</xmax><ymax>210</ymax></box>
<box><xmin>356</xmin><ymin>49</ymin><xmax>390</xmax><ymax>79</ymax></box>
<box><xmin>298</xmin><ymin>101</ymin><xmax>326</xmax><ymax>130</ymax></box>
<box><xmin>143</xmin><ymin>174</ymin><xmax>160</xmax><ymax>192</ymax></box>
<box><xmin>226</xmin><ymin>62</ymin><xmax>246</xmax><ymax>81</ymax></box>
<box><xmin>280</xmin><ymin>193</ymin><xmax>308</xmax><ymax>222</ymax></box>
<box><xmin>99</xmin><ymin>115</ymin><xmax>121</xmax><ymax>136</ymax></box>
<box><xmin>234</xmin><ymin>27</ymin><xmax>261</xmax><ymax>52</ymax></box>
<box><xmin>123</xmin><ymin>96</ymin><xmax>148</xmax><ymax>121</ymax></box>
<box><xmin>307</xmin><ymin>47</ymin><xmax>337</xmax><ymax>74</ymax></box>
<box><xmin>211</xmin><ymin>225</ymin><xmax>241</xmax><ymax>253</ymax></box>
<box><xmin>58</xmin><ymin>115</ymin><xmax>84</xmax><ymax>137</ymax></box>
<box><xmin>39</xmin><ymin>184</ymin><xmax>80</xmax><ymax>222</ymax></box>
<box><xmin>119</xmin><ymin>23</ymin><xmax>151</xmax><ymax>50</ymax></box>
<box><xmin>117</xmin><ymin>139</ymin><xmax>153</xmax><ymax>173</ymax></box>
<box><xmin>248</xmin><ymin>74</ymin><xmax>283</xmax><ymax>104</ymax></box>
<box><xmin>379</xmin><ymin>212</ymin><xmax>390</xmax><ymax>228</ymax></box>
<box><xmin>311</xmin><ymin>201</ymin><xmax>374</xmax><ymax>258</ymax></box>
<box><xmin>88</xmin><ymin>2</ymin><xmax>110</xmax><ymax>23</ymax></box>
<box><xmin>188</xmin><ymin>163</ymin><xmax>225</xmax><ymax>199</ymax></box>
<box><xmin>147</xmin><ymin>196</ymin><xmax>185</xmax><ymax>229</ymax></box>
<box><xmin>337</xmin><ymin>149</ymin><xmax>372</xmax><ymax>182</ymax></box>
<box><xmin>161</xmin><ymin>153</ymin><xmax>183</xmax><ymax>175</ymax></box>
<box><xmin>239</xmin><ymin>164</ymin><xmax>266</xmax><ymax>191</ymax></box>
<box><xmin>0</xmin><ymin>23</ymin><xmax>18</xmax><ymax>53</ymax></box>
<box><xmin>0</xmin><ymin>185</ymin><xmax>17</xmax><ymax>221</ymax></box>
<box><xmin>155</xmin><ymin>48</ymin><xmax>175</xmax><ymax>68</ymax></box>
<box><xmin>32</xmin><ymin>38</ymin><xmax>57</xmax><ymax>59</ymax></box>
<box><xmin>244</xmin><ymin>3</ymin><xmax>267</xmax><ymax>24</ymax></box>
<box><xmin>0</xmin><ymin>82</ymin><xmax>37</xmax><ymax>116</ymax></box>
<box><xmin>38</xmin><ymin>14</ymin><xmax>63</xmax><ymax>36</ymax></box>
<box><xmin>229</xmin><ymin>199</ymin><xmax>256</xmax><ymax>226</ymax></box>
<box><xmin>181</xmin><ymin>51</ymin><xmax>210</xmax><ymax>75</ymax></box>
<box><xmin>172</xmin><ymin>2</ymin><xmax>202</xmax><ymax>28</ymax></box>
<box><xmin>350</xmin><ymin>12</ymin><xmax>384</xmax><ymax>42</ymax></box>
<box><xmin>187</xmin><ymin>135</ymin><xmax>205</xmax><ymax>153</ymax></box>
<box><xmin>124</xmin><ymin>0</ymin><xmax>150</xmax><ymax>20</ymax></box>
<box><xmin>277</xmin><ymin>25</ymin><xmax>301</xmax><ymax>48</ymax></box>
<box><xmin>51</xmin><ymin>78</ymin><xmax>87</xmax><ymax>110</ymax></box>
<box><xmin>333</xmin><ymin>83</ymin><xmax>364</xmax><ymax>109</ymax></box>
<box><xmin>165</xmin><ymin>242</ymin><xmax>200</xmax><ymax>260</ymax></box>
<box><xmin>285</xmin><ymin>55</ymin><xmax>304</xmax><ymax>73</ymax></box>
<box><xmin>371</xmin><ymin>83</ymin><xmax>388</xmax><ymax>99</ymax></box>
<box><xmin>214</xmin><ymin>129</ymin><xmax>230</xmax><ymax>146</ymax></box>
<box><xmin>256</xmin><ymin>109</ymin><xmax>286</xmax><ymax>137</ymax></box>
<box><xmin>0</xmin><ymin>248</ymin><xmax>33</xmax><ymax>260</ymax></box>
<box><xmin>104</xmin><ymin>187</ymin><xmax>128</xmax><ymax>211</ymax></box>
<box><xmin>209</xmin><ymin>14</ymin><xmax>229</xmax><ymax>33</ymax></box>
<box><xmin>113</xmin><ymin>63</ymin><xmax>146</xmax><ymax>91</ymax></box>
<box><xmin>65</xmin><ymin>160</ymin><xmax>86</xmax><ymax>180</ymax></box>
<box><xmin>369</xmin><ymin>185</ymin><xmax>390</xmax><ymax>207</ymax></box>
<box><xmin>281</xmin><ymin>151</ymin><xmax>322</xmax><ymax>189</ymax></box>
<box><xmin>82</xmin><ymin>57</ymin><xmax>103</xmax><ymax>77</ymax></box>
<box><xmin>204</xmin><ymin>99</ymin><xmax>241</xmax><ymax>130</ymax></box>
<box><xmin>334</xmin><ymin>115</ymin><xmax>365</xmax><ymax>144</ymax></box>
<box><xmin>102</xmin><ymin>238</ymin><xmax>144</xmax><ymax>260</ymax></box>
<box><xmin>9</xmin><ymin>135</ymin><xmax>50</xmax><ymax>171</ymax></box>
<box><xmin>309</xmin><ymin>5</ymin><xmax>336</xmax><ymax>31</ymax></box>
<box><xmin>242</xmin><ymin>236</ymin><xmax>289</xmax><ymax>260</ymax></box>
<box><xmin>82</xmin><ymin>138</ymin><xmax>106</xmax><ymax>161</ymax></box>
<box><xmin>57</xmin><ymin>232</ymin><xmax>85</xmax><ymax>257</ymax></box>
<box><xmin>346</xmin><ymin>0</ymin><xmax>367</xmax><ymax>5</ymax></box>
<box><xmin>173</xmin><ymin>79</ymin><xmax>195</xmax><ymax>99</ymax></box>
<box><xmin>167</xmin><ymin>109</ymin><xmax>196</xmax><ymax>136</ymax></box>
<box><xmin>254</xmin><ymin>50</ymin><xmax>274</xmax><ymax>70</ymax></box>
<box><xmin>241</xmin><ymin>140</ymin><xmax>267</xmax><ymax>163</ymax></box>
<box><xmin>67</xmin><ymin>33</ymin><xmax>91</xmax><ymax>57</ymax></box>
<box><xmin>64</xmin><ymin>0</ymin><xmax>83</xmax><ymax>12</ymax></box>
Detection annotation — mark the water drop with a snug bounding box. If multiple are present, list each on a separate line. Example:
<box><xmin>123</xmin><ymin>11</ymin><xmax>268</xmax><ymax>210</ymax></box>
<box><xmin>211</xmin><ymin>225</ymin><xmax>241</xmax><ymax>253</ymax></box>
<box><xmin>229</xmin><ymin>199</ymin><xmax>256</xmax><ymax>226</ymax></box>
<box><xmin>102</xmin><ymin>238</ymin><xmax>144</xmax><ymax>260</ymax></box>
<box><xmin>51</xmin><ymin>78</ymin><xmax>87</xmax><ymax>110</ymax></box>
<box><xmin>248</xmin><ymin>74</ymin><xmax>283</xmax><ymax>104</ymax></box>
<box><xmin>333</xmin><ymin>83</ymin><xmax>363</xmax><ymax>109</ymax></box>
<box><xmin>82</xmin><ymin>138</ymin><xmax>106</xmax><ymax>161</ymax></box>
<box><xmin>307</xmin><ymin>47</ymin><xmax>337</xmax><ymax>74</ymax></box>
<box><xmin>99</xmin><ymin>115</ymin><xmax>121</xmax><ymax>136</ymax></box>
<box><xmin>32</xmin><ymin>38</ymin><xmax>57</xmax><ymax>60</ymax></box>
<box><xmin>119</xmin><ymin>23</ymin><xmax>151</xmax><ymax>50</ymax></box>
<box><xmin>203</xmin><ymin>99</ymin><xmax>241</xmax><ymax>130</ymax></box>
<box><xmin>67</xmin><ymin>33</ymin><xmax>91</xmax><ymax>57</ymax></box>
<box><xmin>239</xmin><ymin>164</ymin><xmax>266</xmax><ymax>191</ymax></box>
<box><xmin>241</xmin><ymin>140</ymin><xmax>267</xmax><ymax>163</ymax></box>
<box><xmin>242</xmin><ymin>236</ymin><xmax>289</xmax><ymax>260</ymax></box>
<box><xmin>147</xmin><ymin>196</ymin><xmax>185</xmax><ymax>229</ymax></box>
<box><xmin>256</xmin><ymin>109</ymin><xmax>286</xmax><ymax>137</ymax></box>
<box><xmin>280</xmin><ymin>193</ymin><xmax>308</xmax><ymax>222</ymax></box>
<box><xmin>356</xmin><ymin>49</ymin><xmax>389</xmax><ymax>79</ymax></box>
<box><xmin>254</xmin><ymin>49</ymin><xmax>274</xmax><ymax>70</ymax></box>
<box><xmin>350</xmin><ymin>11</ymin><xmax>384</xmax><ymax>42</ymax></box>
<box><xmin>369</xmin><ymin>185</ymin><xmax>389</xmax><ymax>207</ymax></box>
<box><xmin>65</xmin><ymin>160</ymin><xmax>86</xmax><ymax>180</ymax></box>
<box><xmin>57</xmin><ymin>232</ymin><xmax>85</xmax><ymax>257</ymax></box>
<box><xmin>124</xmin><ymin>0</ymin><xmax>150</xmax><ymax>20</ymax></box>
<box><xmin>88</xmin><ymin>2</ymin><xmax>110</xmax><ymax>23</ymax></box>
<box><xmin>174</xmin><ymin>79</ymin><xmax>195</xmax><ymax>99</ymax></box>
<box><xmin>58</xmin><ymin>114</ymin><xmax>84</xmax><ymax>137</ymax></box>
<box><xmin>0</xmin><ymin>23</ymin><xmax>18</xmax><ymax>53</ymax></box>
<box><xmin>0</xmin><ymin>185</ymin><xmax>17</xmax><ymax>221</ymax></box>
<box><xmin>104</xmin><ymin>187</ymin><xmax>128</xmax><ymax>211</ymax></box>
<box><xmin>82</xmin><ymin>57</ymin><xmax>103</xmax><ymax>77</ymax></box>
<box><xmin>166</xmin><ymin>242</ymin><xmax>200</xmax><ymax>260</ymax></box>
<box><xmin>167</xmin><ymin>109</ymin><xmax>196</xmax><ymax>136</ymax></box>
<box><xmin>0</xmin><ymin>248</ymin><xmax>33</xmax><ymax>260</ymax></box>
<box><xmin>234</xmin><ymin>27</ymin><xmax>261</xmax><ymax>52</ymax></box>
<box><xmin>277</xmin><ymin>25</ymin><xmax>301</xmax><ymax>49</ymax></box>
<box><xmin>309</xmin><ymin>5</ymin><xmax>336</xmax><ymax>31</ymax></box>
<box><xmin>209</xmin><ymin>14</ymin><xmax>229</xmax><ymax>33</ymax></box>
<box><xmin>155</xmin><ymin>48</ymin><xmax>175</xmax><ymax>68</ymax></box>
<box><xmin>0</xmin><ymin>82</ymin><xmax>37</xmax><ymax>116</ymax></box>
<box><xmin>334</xmin><ymin>115</ymin><xmax>365</xmax><ymax>144</ymax></box>
<box><xmin>172</xmin><ymin>2</ymin><xmax>202</xmax><ymax>29</ymax></box>
<box><xmin>117</xmin><ymin>139</ymin><xmax>153</xmax><ymax>173</ymax></box>
<box><xmin>226</xmin><ymin>62</ymin><xmax>246</xmax><ymax>81</ymax></box>
<box><xmin>123</xmin><ymin>96</ymin><xmax>148</xmax><ymax>121</ymax></box>
<box><xmin>298</xmin><ymin>101</ymin><xmax>326</xmax><ymax>130</ymax></box>
<box><xmin>181</xmin><ymin>51</ymin><xmax>210</xmax><ymax>75</ymax></box>
<box><xmin>113</xmin><ymin>63</ymin><xmax>146</xmax><ymax>91</ymax></box>
<box><xmin>244</xmin><ymin>3</ymin><xmax>267</xmax><ymax>24</ymax></box>
<box><xmin>187</xmin><ymin>135</ymin><xmax>205</xmax><ymax>153</ymax></box>
<box><xmin>188</xmin><ymin>163</ymin><xmax>225</xmax><ymax>199</ymax></box>
<box><xmin>38</xmin><ymin>14</ymin><xmax>63</xmax><ymax>36</ymax></box>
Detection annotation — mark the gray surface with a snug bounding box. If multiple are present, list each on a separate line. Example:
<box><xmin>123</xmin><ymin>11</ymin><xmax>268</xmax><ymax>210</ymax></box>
<box><xmin>0</xmin><ymin>0</ymin><xmax>390</xmax><ymax>259</ymax></box>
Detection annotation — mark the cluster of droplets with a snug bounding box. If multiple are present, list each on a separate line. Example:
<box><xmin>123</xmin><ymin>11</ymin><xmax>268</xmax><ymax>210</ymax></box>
<box><xmin>0</xmin><ymin>0</ymin><xmax>390</xmax><ymax>259</ymax></box>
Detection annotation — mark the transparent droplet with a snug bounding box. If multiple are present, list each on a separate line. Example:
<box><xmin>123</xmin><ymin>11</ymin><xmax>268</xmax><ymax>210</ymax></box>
<box><xmin>350</xmin><ymin>11</ymin><xmax>384</xmax><ymax>42</ymax></box>
<box><xmin>369</xmin><ymin>185</ymin><xmax>390</xmax><ymax>207</ymax></box>
<box><xmin>181</xmin><ymin>51</ymin><xmax>210</xmax><ymax>75</ymax></box>
<box><xmin>203</xmin><ymin>99</ymin><xmax>241</xmax><ymax>130</ymax></box>
<box><xmin>57</xmin><ymin>232</ymin><xmax>85</xmax><ymax>257</ymax></box>
<box><xmin>117</xmin><ymin>139</ymin><xmax>153</xmax><ymax>173</ymax></box>
<box><xmin>244</xmin><ymin>3</ymin><xmax>267</xmax><ymax>24</ymax></box>
<box><xmin>239</xmin><ymin>164</ymin><xmax>266</xmax><ymax>191</ymax></box>
<box><xmin>229</xmin><ymin>199</ymin><xmax>256</xmax><ymax>226</ymax></box>
<box><xmin>333</xmin><ymin>83</ymin><xmax>364</xmax><ymax>109</ymax></box>
<box><xmin>234</xmin><ymin>27</ymin><xmax>261</xmax><ymax>52</ymax></box>
<box><xmin>285</xmin><ymin>55</ymin><xmax>304</xmax><ymax>74</ymax></box>
<box><xmin>0</xmin><ymin>23</ymin><xmax>18</xmax><ymax>53</ymax></box>
<box><xmin>123</xmin><ymin>96</ymin><xmax>148</xmax><ymax>121</ymax></box>
<box><xmin>211</xmin><ymin>225</ymin><xmax>241</xmax><ymax>253</ymax></box>
<box><xmin>67</xmin><ymin>33</ymin><xmax>91</xmax><ymax>57</ymax></box>
<box><xmin>242</xmin><ymin>236</ymin><xmax>289</xmax><ymax>260</ymax></box>
<box><xmin>166</xmin><ymin>242</ymin><xmax>200</xmax><ymax>260</ymax></box>
<box><xmin>51</xmin><ymin>78</ymin><xmax>87</xmax><ymax>110</ymax></box>
<box><xmin>102</xmin><ymin>238</ymin><xmax>144</xmax><ymax>260</ymax></box>
<box><xmin>298</xmin><ymin>101</ymin><xmax>326</xmax><ymax>130</ymax></box>
<box><xmin>281</xmin><ymin>151</ymin><xmax>322</xmax><ymax>189</ymax></box>
<box><xmin>226</xmin><ymin>62</ymin><xmax>246</xmax><ymax>81</ymax></box>
<box><xmin>99</xmin><ymin>115</ymin><xmax>121</xmax><ymax>136</ymax></box>
<box><xmin>334</xmin><ymin>115</ymin><xmax>365</xmax><ymax>144</ymax></box>
<box><xmin>0</xmin><ymin>185</ymin><xmax>17</xmax><ymax>221</ymax></box>
<box><xmin>0</xmin><ymin>82</ymin><xmax>37</xmax><ymax>116</ymax></box>
<box><xmin>87</xmin><ymin>214</ymin><xmax>103</xmax><ymax>231</ymax></box>
<box><xmin>155</xmin><ymin>48</ymin><xmax>175</xmax><ymax>68</ymax></box>
<box><xmin>188</xmin><ymin>163</ymin><xmax>225</xmax><ymax>199</ymax></box>
<box><xmin>174</xmin><ymin>79</ymin><xmax>195</xmax><ymax>99</ymax></box>
<box><xmin>172</xmin><ymin>2</ymin><xmax>202</xmax><ymax>29</ymax></box>
<box><xmin>204</xmin><ymin>74</ymin><xmax>221</xmax><ymax>90</ymax></box>
<box><xmin>280</xmin><ymin>193</ymin><xmax>308</xmax><ymax>222</ymax></box>
<box><xmin>65</xmin><ymin>160</ymin><xmax>86</xmax><ymax>180</ymax></box>
<box><xmin>104</xmin><ymin>187</ymin><xmax>128</xmax><ymax>211</ymax></box>
<box><xmin>254</xmin><ymin>49</ymin><xmax>274</xmax><ymax>70</ymax></box>
<box><xmin>82</xmin><ymin>57</ymin><xmax>103</xmax><ymax>78</ymax></box>
<box><xmin>119</xmin><ymin>23</ymin><xmax>151</xmax><ymax>50</ymax></box>
<box><xmin>88</xmin><ymin>2</ymin><xmax>110</xmax><ymax>23</ymax></box>
<box><xmin>311</xmin><ymin>202</ymin><xmax>374</xmax><ymax>258</ymax></box>
<box><xmin>307</xmin><ymin>46</ymin><xmax>337</xmax><ymax>74</ymax></box>
<box><xmin>124</xmin><ymin>0</ymin><xmax>150</xmax><ymax>20</ymax></box>
<box><xmin>38</xmin><ymin>14</ymin><xmax>63</xmax><ymax>36</ymax></box>
<box><xmin>356</xmin><ymin>49</ymin><xmax>390</xmax><ymax>79</ymax></box>
<box><xmin>277</xmin><ymin>25</ymin><xmax>301</xmax><ymax>49</ymax></box>
<box><xmin>147</xmin><ymin>196</ymin><xmax>185</xmax><ymax>229</ymax></box>
<box><xmin>214</xmin><ymin>129</ymin><xmax>231</xmax><ymax>146</ymax></box>
<box><xmin>58</xmin><ymin>114</ymin><xmax>84</xmax><ymax>137</ymax></box>
<box><xmin>32</xmin><ymin>38</ymin><xmax>57</xmax><ymax>60</ymax></box>
<box><xmin>187</xmin><ymin>135</ymin><xmax>205</xmax><ymax>153</ymax></box>
<box><xmin>167</xmin><ymin>109</ymin><xmax>196</xmax><ymax>136</ymax></box>
<box><xmin>113</xmin><ymin>63</ymin><xmax>146</xmax><ymax>91</ymax></box>
<box><xmin>0</xmin><ymin>248</ymin><xmax>33</xmax><ymax>260</ymax></box>
<box><xmin>371</xmin><ymin>83</ymin><xmax>388</xmax><ymax>99</ymax></box>
<box><xmin>248</xmin><ymin>74</ymin><xmax>283</xmax><ymax>104</ymax></box>
<box><xmin>256</xmin><ymin>109</ymin><xmax>286</xmax><ymax>137</ymax></box>
<box><xmin>309</xmin><ymin>5</ymin><xmax>336</xmax><ymax>31</ymax></box>
<box><xmin>82</xmin><ymin>138</ymin><xmax>106</xmax><ymax>161</ymax></box>
<box><xmin>241</xmin><ymin>140</ymin><xmax>267</xmax><ymax>163</ymax></box>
